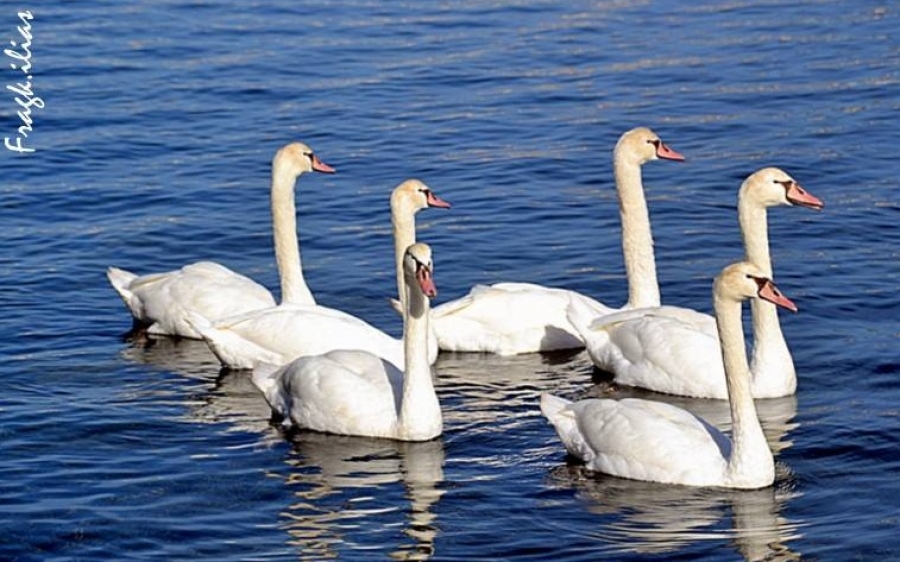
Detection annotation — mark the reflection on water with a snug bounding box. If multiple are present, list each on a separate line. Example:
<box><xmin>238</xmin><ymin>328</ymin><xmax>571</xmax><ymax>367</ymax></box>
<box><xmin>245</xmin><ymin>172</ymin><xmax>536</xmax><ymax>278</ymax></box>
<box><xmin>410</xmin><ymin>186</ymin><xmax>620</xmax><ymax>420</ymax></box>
<box><xmin>118</xmin><ymin>335</ymin><xmax>219</xmax><ymax>379</ymax></box>
<box><xmin>434</xmin><ymin>349</ymin><xmax>588</xmax><ymax>431</ymax></box>
<box><xmin>274</xmin><ymin>433</ymin><xmax>445</xmax><ymax>561</ymax></box>
<box><xmin>121</xmin><ymin>338</ymin><xmax>805</xmax><ymax>560</ymax></box>
<box><xmin>547</xmin><ymin>465</ymin><xmax>805</xmax><ymax>561</ymax></box>
<box><xmin>118</xmin><ymin>337</ymin><xmax>275</xmax><ymax>436</ymax></box>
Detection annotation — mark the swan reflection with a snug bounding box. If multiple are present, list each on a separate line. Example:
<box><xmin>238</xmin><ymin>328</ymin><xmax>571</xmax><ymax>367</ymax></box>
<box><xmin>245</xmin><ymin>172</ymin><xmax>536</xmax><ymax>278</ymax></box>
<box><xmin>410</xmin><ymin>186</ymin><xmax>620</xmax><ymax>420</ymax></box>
<box><xmin>434</xmin><ymin>349</ymin><xmax>588</xmax><ymax>432</ymax></box>
<box><xmin>547</xmin><ymin>465</ymin><xmax>804</xmax><ymax>561</ymax></box>
<box><xmin>274</xmin><ymin>432</ymin><xmax>445</xmax><ymax>561</ymax></box>
<box><xmin>117</xmin><ymin>337</ymin><xmax>274</xmax><ymax>436</ymax></box>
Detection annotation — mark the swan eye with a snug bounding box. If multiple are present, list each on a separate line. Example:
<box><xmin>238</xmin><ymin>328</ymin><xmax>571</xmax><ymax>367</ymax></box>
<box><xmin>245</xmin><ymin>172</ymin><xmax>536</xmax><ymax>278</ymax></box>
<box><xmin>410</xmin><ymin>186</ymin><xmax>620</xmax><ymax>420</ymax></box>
<box><xmin>648</xmin><ymin>139</ymin><xmax>660</xmax><ymax>148</ymax></box>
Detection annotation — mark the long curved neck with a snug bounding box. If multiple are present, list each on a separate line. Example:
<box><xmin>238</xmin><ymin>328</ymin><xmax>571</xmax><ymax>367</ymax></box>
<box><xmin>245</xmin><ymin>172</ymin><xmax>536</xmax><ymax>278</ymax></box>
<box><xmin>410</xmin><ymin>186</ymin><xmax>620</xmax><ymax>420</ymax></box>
<box><xmin>271</xmin><ymin>166</ymin><xmax>315</xmax><ymax>305</ymax></box>
<box><xmin>715</xmin><ymin>294</ymin><xmax>773</xmax><ymax>485</ymax></box>
<box><xmin>615</xmin><ymin>155</ymin><xmax>660</xmax><ymax>308</ymax></box>
<box><xmin>398</xmin><ymin>281</ymin><xmax>441</xmax><ymax>440</ymax></box>
<box><xmin>739</xmin><ymin>194</ymin><xmax>772</xmax><ymax>276</ymax></box>
<box><xmin>739</xmin><ymin>193</ymin><xmax>796</xmax><ymax>392</ymax></box>
<box><xmin>392</xmin><ymin>200</ymin><xmax>416</xmax><ymax>310</ymax></box>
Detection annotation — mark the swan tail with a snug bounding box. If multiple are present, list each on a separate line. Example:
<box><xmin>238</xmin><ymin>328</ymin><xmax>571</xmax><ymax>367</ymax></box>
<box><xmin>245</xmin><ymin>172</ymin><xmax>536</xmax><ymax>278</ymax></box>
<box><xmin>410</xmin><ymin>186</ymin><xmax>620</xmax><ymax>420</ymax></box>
<box><xmin>106</xmin><ymin>267</ymin><xmax>141</xmax><ymax>311</ymax></box>
<box><xmin>540</xmin><ymin>393</ymin><xmax>595</xmax><ymax>464</ymax></box>
<box><xmin>185</xmin><ymin>312</ymin><xmax>281</xmax><ymax>369</ymax></box>
<box><xmin>388</xmin><ymin>297</ymin><xmax>403</xmax><ymax>317</ymax></box>
<box><xmin>252</xmin><ymin>362</ymin><xmax>291</xmax><ymax>425</ymax></box>
<box><xmin>540</xmin><ymin>393</ymin><xmax>573</xmax><ymax>420</ymax></box>
<box><xmin>565</xmin><ymin>295</ymin><xmax>599</xmax><ymax>337</ymax></box>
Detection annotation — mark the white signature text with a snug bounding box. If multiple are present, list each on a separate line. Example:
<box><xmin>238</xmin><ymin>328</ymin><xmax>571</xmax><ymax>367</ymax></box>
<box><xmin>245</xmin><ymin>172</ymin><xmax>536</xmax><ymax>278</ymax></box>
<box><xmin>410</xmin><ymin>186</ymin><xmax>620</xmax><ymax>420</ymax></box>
<box><xmin>5</xmin><ymin>10</ymin><xmax>43</xmax><ymax>154</ymax></box>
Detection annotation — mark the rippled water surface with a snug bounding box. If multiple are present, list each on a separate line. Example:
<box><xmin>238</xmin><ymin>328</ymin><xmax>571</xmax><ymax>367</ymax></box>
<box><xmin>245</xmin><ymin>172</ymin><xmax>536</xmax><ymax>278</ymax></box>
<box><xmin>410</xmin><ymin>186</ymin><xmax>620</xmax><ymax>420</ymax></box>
<box><xmin>2</xmin><ymin>1</ymin><xmax>898</xmax><ymax>560</ymax></box>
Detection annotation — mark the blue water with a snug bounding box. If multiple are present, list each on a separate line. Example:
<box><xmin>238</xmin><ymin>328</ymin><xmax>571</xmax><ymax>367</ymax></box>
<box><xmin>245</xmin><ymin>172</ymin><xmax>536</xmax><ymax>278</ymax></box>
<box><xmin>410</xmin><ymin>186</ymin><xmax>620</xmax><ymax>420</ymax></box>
<box><xmin>2</xmin><ymin>1</ymin><xmax>898</xmax><ymax>560</ymax></box>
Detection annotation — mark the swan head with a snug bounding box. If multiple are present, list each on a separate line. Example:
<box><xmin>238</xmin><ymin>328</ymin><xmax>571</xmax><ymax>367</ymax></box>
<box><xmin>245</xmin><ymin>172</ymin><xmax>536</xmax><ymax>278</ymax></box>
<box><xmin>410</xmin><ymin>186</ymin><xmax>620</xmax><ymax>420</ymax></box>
<box><xmin>273</xmin><ymin>142</ymin><xmax>336</xmax><ymax>177</ymax></box>
<box><xmin>616</xmin><ymin>127</ymin><xmax>685</xmax><ymax>166</ymax></box>
<box><xmin>740</xmin><ymin>167</ymin><xmax>823</xmax><ymax>211</ymax></box>
<box><xmin>403</xmin><ymin>243</ymin><xmax>437</xmax><ymax>299</ymax></box>
<box><xmin>715</xmin><ymin>261</ymin><xmax>798</xmax><ymax>312</ymax></box>
<box><xmin>391</xmin><ymin>179</ymin><xmax>451</xmax><ymax>214</ymax></box>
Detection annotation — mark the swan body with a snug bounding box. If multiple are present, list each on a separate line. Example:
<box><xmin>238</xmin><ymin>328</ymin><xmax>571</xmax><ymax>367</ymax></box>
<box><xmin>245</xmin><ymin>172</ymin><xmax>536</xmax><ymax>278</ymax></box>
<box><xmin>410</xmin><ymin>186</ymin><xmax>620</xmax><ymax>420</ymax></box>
<box><xmin>107</xmin><ymin>142</ymin><xmax>335</xmax><ymax>338</ymax></box>
<box><xmin>253</xmin><ymin>243</ymin><xmax>442</xmax><ymax>442</ymax></box>
<box><xmin>189</xmin><ymin>304</ymin><xmax>405</xmax><ymax>370</ymax></box>
<box><xmin>107</xmin><ymin>262</ymin><xmax>275</xmax><ymax>338</ymax></box>
<box><xmin>571</xmin><ymin>167</ymin><xmax>822</xmax><ymax>399</ymax></box>
<box><xmin>431</xmin><ymin>127</ymin><xmax>684</xmax><ymax>355</ymax></box>
<box><xmin>542</xmin><ymin>261</ymin><xmax>798</xmax><ymax>489</ymax></box>
<box><xmin>430</xmin><ymin>282</ymin><xmax>614</xmax><ymax>355</ymax></box>
<box><xmin>193</xmin><ymin>180</ymin><xmax>450</xmax><ymax>370</ymax></box>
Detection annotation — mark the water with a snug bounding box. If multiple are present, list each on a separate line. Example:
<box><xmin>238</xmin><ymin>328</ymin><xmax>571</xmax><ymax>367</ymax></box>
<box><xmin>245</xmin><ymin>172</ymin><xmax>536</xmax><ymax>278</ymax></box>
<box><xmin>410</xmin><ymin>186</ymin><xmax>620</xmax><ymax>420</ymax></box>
<box><xmin>1</xmin><ymin>1</ymin><xmax>898</xmax><ymax>560</ymax></box>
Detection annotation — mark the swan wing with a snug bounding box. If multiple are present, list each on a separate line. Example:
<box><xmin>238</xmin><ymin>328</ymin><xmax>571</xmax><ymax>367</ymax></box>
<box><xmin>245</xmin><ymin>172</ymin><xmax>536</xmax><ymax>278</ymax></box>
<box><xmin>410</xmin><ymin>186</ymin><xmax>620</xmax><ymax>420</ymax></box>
<box><xmin>199</xmin><ymin>304</ymin><xmax>403</xmax><ymax>370</ymax></box>
<box><xmin>273</xmin><ymin>350</ymin><xmax>402</xmax><ymax>437</ymax></box>
<box><xmin>586</xmin><ymin>307</ymin><xmax>727</xmax><ymax>399</ymax></box>
<box><xmin>431</xmin><ymin>283</ymin><xmax>608</xmax><ymax>354</ymax></box>
<box><xmin>108</xmin><ymin>261</ymin><xmax>275</xmax><ymax>338</ymax></box>
<box><xmin>549</xmin><ymin>396</ymin><xmax>729</xmax><ymax>486</ymax></box>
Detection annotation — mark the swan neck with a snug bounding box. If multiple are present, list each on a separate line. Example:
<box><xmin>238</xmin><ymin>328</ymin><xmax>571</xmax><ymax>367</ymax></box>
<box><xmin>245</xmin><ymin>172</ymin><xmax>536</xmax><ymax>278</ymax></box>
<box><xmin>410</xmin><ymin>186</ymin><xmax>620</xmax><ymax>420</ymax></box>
<box><xmin>398</xmin><ymin>282</ymin><xmax>441</xmax><ymax>439</ymax></box>
<box><xmin>271</xmin><ymin>167</ymin><xmax>314</xmax><ymax>305</ymax></box>
<box><xmin>392</xmin><ymin>200</ymin><xmax>416</xmax><ymax>311</ymax></box>
<box><xmin>739</xmin><ymin>195</ymin><xmax>772</xmax><ymax>276</ymax></box>
<box><xmin>715</xmin><ymin>294</ymin><xmax>771</xmax><ymax>480</ymax></box>
<box><xmin>749</xmin><ymin>298</ymin><xmax>796</xmax><ymax>394</ymax></box>
<box><xmin>739</xmin><ymin>195</ymin><xmax>795</xmax><ymax>395</ymax></box>
<box><xmin>614</xmin><ymin>156</ymin><xmax>660</xmax><ymax>308</ymax></box>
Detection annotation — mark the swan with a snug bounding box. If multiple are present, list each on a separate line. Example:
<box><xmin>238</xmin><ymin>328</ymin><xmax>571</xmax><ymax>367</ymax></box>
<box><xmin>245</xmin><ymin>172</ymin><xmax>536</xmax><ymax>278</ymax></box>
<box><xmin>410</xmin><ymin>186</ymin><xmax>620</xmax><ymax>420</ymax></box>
<box><xmin>428</xmin><ymin>127</ymin><xmax>684</xmax><ymax>355</ymax></box>
<box><xmin>568</xmin><ymin>167</ymin><xmax>822</xmax><ymax>399</ymax></box>
<box><xmin>391</xmin><ymin>179</ymin><xmax>451</xmax><ymax>313</ymax></box>
<box><xmin>189</xmin><ymin>179</ymin><xmax>451</xmax><ymax>370</ymax></box>
<box><xmin>541</xmin><ymin>261</ymin><xmax>798</xmax><ymax>489</ymax></box>
<box><xmin>106</xmin><ymin>142</ymin><xmax>335</xmax><ymax>338</ymax></box>
<box><xmin>252</xmin><ymin>242</ymin><xmax>442</xmax><ymax>441</ymax></box>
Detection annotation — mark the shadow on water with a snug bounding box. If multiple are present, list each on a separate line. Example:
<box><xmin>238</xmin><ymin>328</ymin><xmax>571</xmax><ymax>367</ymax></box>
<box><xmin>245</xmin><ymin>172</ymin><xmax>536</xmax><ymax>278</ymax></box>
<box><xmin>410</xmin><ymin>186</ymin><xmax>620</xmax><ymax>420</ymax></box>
<box><xmin>273</xmin><ymin>432</ymin><xmax>445</xmax><ymax>561</ymax></box>
<box><xmin>545</xmin><ymin>465</ymin><xmax>805</xmax><ymax>561</ymax></box>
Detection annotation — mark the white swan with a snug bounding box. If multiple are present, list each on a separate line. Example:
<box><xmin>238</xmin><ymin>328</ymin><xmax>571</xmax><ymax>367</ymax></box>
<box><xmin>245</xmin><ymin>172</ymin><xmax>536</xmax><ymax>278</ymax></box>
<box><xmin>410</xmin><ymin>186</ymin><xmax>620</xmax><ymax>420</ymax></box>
<box><xmin>568</xmin><ymin>168</ymin><xmax>822</xmax><ymax>399</ymax></box>
<box><xmin>252</xmin><ymin>242</ymin><xmax>442</xmax><ymax>442</ymax></box>
<box><xmin>107</xmin><ymin>142</ymin><xmax>335</xmax><ymax>338</ymax></box>
<box><xmin>541</xmin><ymin>261</ymin><xmax>798</xmax><ymax>489</ymax></box>
<box><xmin>429</xmin><ymin>127</ymin><xmax>685</xmax><ymax>355</ymax></box>
<box><xmin>391</xmin><ymin>179</ymin><xmax>451</xmax><ymax>314</ymax></box>
<box><xmin>190</xmin><ymin>179</ymin><xmax>451</xmax><ymax>370</ymax></box>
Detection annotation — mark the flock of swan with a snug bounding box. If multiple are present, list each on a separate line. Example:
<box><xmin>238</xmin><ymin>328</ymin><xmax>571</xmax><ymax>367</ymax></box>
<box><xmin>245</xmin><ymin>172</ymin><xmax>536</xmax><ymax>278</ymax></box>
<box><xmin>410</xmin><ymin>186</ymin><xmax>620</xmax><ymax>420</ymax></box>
<box><xmin>108</xmin><ymin>127</ymin><xmax>823</xmax><ymax>489</ymax></box>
